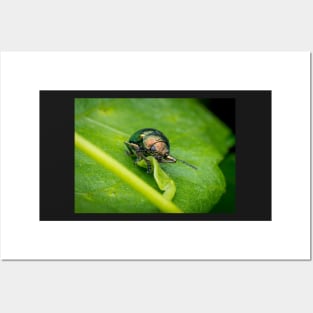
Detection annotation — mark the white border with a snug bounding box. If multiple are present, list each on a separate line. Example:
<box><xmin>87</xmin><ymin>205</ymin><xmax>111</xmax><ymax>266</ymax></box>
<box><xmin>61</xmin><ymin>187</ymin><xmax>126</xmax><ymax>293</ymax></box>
<box><xmin>0</xmin><ymin>52</ymin><xmax>310</xmax><ymax>260</ymax></box>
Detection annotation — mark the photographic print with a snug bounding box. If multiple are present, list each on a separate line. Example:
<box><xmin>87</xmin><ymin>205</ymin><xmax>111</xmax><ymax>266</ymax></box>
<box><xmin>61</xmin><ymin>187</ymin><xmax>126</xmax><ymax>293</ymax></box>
<box><xmin>40</xmin><ymin>90</ymin><xmax>270</xmax><ymax>221</ymax></box>
<box><xmin>74</xmin><ymin>98</ymin><xmax>236</xmax><ymax>215</ymax></box>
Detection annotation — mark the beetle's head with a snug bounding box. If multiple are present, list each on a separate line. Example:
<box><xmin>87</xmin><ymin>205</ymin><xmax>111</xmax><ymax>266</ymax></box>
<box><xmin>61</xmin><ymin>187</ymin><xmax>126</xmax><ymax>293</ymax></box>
<box><xmin>150</xmin><ymin>141</ymin><xmax>176</xmax><ymax>163</ymax></box>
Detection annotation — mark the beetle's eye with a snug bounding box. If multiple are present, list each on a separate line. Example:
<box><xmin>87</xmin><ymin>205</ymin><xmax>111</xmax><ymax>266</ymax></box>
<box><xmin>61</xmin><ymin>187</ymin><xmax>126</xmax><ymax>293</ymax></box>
<box><xmin>150</xmin><ymin>145</ymin><xmax>156</xmax><ymax>152</ymax></box>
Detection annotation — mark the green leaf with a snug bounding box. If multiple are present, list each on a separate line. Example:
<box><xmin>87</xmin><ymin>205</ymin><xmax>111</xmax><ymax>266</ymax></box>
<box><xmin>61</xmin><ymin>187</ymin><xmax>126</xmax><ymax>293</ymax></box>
<box><xmin>210</xmin><ymin>153</ymin><xmax>236</xmax><ymax>213</ymax></box>
<box><xmin>75</xmin><ymin>98</ymin><xmax>235</xmax><ymax>213</ymax></box>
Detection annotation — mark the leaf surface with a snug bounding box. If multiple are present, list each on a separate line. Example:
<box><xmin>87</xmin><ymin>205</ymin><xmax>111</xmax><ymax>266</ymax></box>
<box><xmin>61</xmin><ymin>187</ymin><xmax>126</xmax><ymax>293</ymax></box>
<box><xmin>75</xmin><ymin>98</ymin><xmax>234</xmax><ymax>213</ymax></box>
<box><xmin>210</xmin><ymin>153</ymin><xmax>236</xmax><ymax>213</ymax></box>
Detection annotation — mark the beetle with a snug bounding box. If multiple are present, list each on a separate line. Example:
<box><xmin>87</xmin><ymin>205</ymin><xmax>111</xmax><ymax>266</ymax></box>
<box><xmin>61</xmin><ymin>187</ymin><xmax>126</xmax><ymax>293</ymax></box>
<box><xmin>124</xmin><ymin>128</ymin><xmax>197</xmax><ymax>173</ymax></box>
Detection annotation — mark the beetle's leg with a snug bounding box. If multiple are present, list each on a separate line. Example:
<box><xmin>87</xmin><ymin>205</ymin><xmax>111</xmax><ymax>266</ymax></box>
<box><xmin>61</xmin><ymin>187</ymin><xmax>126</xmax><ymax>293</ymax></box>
<box><xmin>136</xmin><ymin>153</ymin><xmax>152</xmax><ymax>173</ymax></box>
<box><xmin>124</xmin><ymin>142</ymin><xmax>137</xmax><ymax>156</ymax></box>
<box><xmin>124</xmin><ymin>142</ymin><xmax>144</xmax><ymax>159</ymax></box>
<box><xmin>125</xmin><ymin>142</ymin><xmax>152</xmax><ymax>173</ymax></box>
<box><xmin>144</xmin><ymin>157</ymin><xmax>152</xmax><ymax>173</ymax></box>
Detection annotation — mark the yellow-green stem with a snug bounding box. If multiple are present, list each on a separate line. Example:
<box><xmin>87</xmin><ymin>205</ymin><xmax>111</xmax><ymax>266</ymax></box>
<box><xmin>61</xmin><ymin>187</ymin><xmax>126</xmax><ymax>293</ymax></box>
<box><xmin>75</xmin><ymin>132</ymin><xmax>183</xmax><ymax>213</ymax></box>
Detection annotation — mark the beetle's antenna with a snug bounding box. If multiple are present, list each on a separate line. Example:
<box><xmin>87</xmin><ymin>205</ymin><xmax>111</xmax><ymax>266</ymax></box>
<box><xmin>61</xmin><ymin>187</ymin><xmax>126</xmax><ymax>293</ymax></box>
<box><xmin>176</xmin><ymin>158</ymin><xmax>197</xmax><ymax>170</ymax></box>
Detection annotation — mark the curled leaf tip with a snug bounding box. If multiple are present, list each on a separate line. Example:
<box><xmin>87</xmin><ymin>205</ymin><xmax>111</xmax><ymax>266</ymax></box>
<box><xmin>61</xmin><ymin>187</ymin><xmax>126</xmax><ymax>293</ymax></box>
<box><xmin>136</xmin><ymin>157</ymin><xmax>177</xmax><ymax>201</ymax></box>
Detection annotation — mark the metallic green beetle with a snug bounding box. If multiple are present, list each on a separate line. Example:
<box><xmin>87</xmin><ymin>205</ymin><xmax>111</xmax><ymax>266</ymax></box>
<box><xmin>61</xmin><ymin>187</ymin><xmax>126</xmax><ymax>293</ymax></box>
<box><xmin>125</xmin><ymin>128</ymin><xmax>197</xmax><ymax>173</ymax></box>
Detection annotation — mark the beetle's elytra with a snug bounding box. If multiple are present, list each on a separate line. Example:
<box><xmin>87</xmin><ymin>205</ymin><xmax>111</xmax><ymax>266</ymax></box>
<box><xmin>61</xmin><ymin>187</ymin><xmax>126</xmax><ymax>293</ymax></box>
<box><xmin>125</xmin><ymin>128</ymin><xmax>197</xmax><ymax>173</ymax></box>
